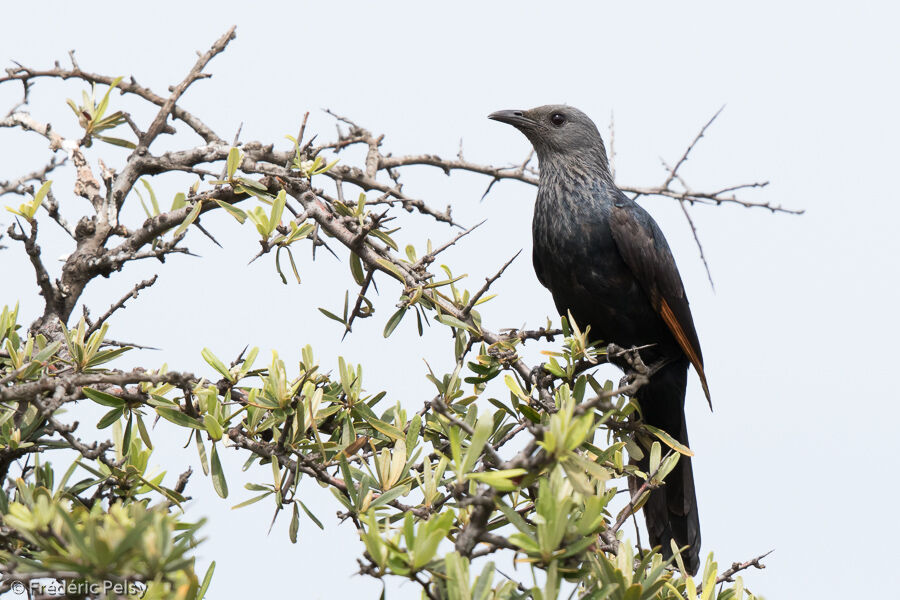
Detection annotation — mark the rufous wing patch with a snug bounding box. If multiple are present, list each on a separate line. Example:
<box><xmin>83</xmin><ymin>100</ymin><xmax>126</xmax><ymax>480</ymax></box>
<box><xmin>660</xmin><ymin>298</ymin><xmax>712</xmax><ymax>408</ymax></box>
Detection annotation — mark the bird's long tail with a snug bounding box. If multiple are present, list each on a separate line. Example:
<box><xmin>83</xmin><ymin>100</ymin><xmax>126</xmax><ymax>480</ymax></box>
<box><xmin>631</xmin><ymin>356</ymin><xmax>701</xmax><ymax>575</ymax></box>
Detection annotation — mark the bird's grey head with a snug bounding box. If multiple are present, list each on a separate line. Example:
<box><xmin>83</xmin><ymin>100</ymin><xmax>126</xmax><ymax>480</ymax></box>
<box><xmin>488</xmin><ymin>105</ymin><xmax>610</xmax><ymax>172</ymax></box>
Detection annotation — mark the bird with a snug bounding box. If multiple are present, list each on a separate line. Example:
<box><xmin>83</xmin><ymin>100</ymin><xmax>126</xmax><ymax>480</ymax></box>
<box><xmin>489</xmin><ymin>105</ymin><xmax>710</xmax><ymax>575</ymax></box>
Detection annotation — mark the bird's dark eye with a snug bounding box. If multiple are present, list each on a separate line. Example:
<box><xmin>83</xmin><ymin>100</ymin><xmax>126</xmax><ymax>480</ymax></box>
<box><xmin>550</xmin><ymin>113</ymin><xmax>566</xmax><ymax>127</ymax></box>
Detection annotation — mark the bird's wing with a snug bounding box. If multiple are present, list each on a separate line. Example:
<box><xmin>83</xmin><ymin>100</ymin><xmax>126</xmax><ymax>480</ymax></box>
<box><xmin>608</xmin><ymin>201</ymin><xmax>711</xmax><ymax>406</ymax></box>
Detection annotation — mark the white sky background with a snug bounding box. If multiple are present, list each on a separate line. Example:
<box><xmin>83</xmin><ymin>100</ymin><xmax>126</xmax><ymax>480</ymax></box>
<box><xmin>2</xmin><ymin>1</ymin><xmax>899</xmax><ymax>598</ymax></box>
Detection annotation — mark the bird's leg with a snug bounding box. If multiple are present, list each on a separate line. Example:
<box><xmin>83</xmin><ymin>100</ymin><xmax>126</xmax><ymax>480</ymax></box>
<box><xmin>644</xmin><ymin>356</ymin><xmax>674</xmax><ymax>378</ymax></box>
<box><xmin>527</xmin><ymin>363</ymin><xmax>551</xmax><ymax>392</ymax></box>
<box><xmin>524</xmin><ymin>364</ymin><xmax>559</xmax><ymax>413</ymax></box>
<box><xmin>618</xmin><ymin>356</ymin><xmax>673</xmax><ymax>396</ymax></box>
<box><xmin>608</xmin><ymin>343</ymin><xmax>659</xmax><ymax>393</ymax></box>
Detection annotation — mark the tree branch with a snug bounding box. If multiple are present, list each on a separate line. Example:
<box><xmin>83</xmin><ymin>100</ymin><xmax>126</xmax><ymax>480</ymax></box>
<box><xmin>86</xmin><ymin>275</ymin><xmax>158</xmax><ymax>335</ymax></box>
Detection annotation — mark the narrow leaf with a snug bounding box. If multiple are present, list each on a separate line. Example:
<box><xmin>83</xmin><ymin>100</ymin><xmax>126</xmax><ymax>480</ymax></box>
<box><xmin>210</xmin><ymin>443</ymin><xmax>229</xmax><ymax>498</ymax></box>
<box><xmin>644</xmin><ymin>424</ymin><xmax>694</xmax><ymax>456</ymax></box>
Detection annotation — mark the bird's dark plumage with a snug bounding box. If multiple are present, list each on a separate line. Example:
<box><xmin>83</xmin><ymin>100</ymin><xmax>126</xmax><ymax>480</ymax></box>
<box><xmin>490</xmin><ymin>105</ymin><xmax>709</xmax><ymax>574</ymax></box>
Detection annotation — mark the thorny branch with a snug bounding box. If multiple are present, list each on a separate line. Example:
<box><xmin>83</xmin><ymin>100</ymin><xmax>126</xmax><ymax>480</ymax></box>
<box><xmin>697</xmin><ymin>550</ymin><xmax>774</xmax><ymax>594</ymax></box>
<box><xmin>0</xmin><ymin>155</ymin><xmax>67</xmax><ymax>197</ymax></box>
<box><xmin>85</xmin><ymin>275</ymin><xmax>158</xmax><ymax>335</ymax></box>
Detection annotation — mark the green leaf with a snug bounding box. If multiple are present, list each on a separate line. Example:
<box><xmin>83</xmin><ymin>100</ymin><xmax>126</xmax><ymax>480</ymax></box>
<box><xmin>141</xmin><ymin>179</ymin><xmax>160</xmax><ymax>215</ymax></box>
<box><xmin>269</xmin><ymin>190</ymin><xmax>286</xmax><ymax>236</ymax></box>
<box><xmin>472</xmin><ymin>561</ymin><xmax>495</xmax><ymax>600</ymax></box>
<box><xmin>504</xmin><ymin>374</ymin><xmax>530</xmax><ymax>403</ymax></box>
<box><xmin>517</xmin><ymin>404</ymin><xmax>541</xmax><ymax>423</ymax></box>
<box><xmin>136</xmin><ymin>413</ymin><xmax>153</xmax><ymax>450</ymax></box>
<box><xmin>96</xmin><ymin>135</ymin><xmax>136</xmax><ymax>149</ymax></box>
<box><xmin>466</xmin><ymin>468</ymin><xmax>527</xmax><ymax>492</ymax></box>
<box><xmin>213</xmin><ymin>199</ymin><xmax>247</xmax><ymax>224</ymax></box>
<box><xmin>275</xmin><ymin>246</ymin><xmax>289</xmax><ymax>284</ymax></box>
<box><xmin>339</xmin><ymin>455</ymin><xmax>357</xmax><ymax>508</ymax></box>
<box><xmin>85</xmin><ymin>346</ymin><xmax>132</xmax><ymax>368</ymax></box>
<box><xmin>508</xmin><ymin>532</ymin><xmax>540</xmax><ymax>554</ymax></box>
<box><xmin>173</xmin><ymin>200</ymin><xmax>202</xmax><ymax>238</ymax></box>
<box><xmin>122</xmin><ymin>412</ymin><xmax>134</xmax><ymax>450</ymax></box>
<box><xmin>474</xmin><ymin>294</ymin><xmax>496</xmax><ymax>306</ymax></box>
<box><xmin>110</xmin><ymin>509</ymin><xmax>152</xmax><ymax>561</ymax></box>
<box><xmin>318</xmin><ymin>307</ymin><xmax>346</xmax><ymax>325</ymax></box>
<box><xmin>435</xmin><ymin>313</ymin><xmax>476</xmax><ymax>333</ymax></box>
<box><xmin>96</xmin><ymin>407</ymin><xmax>123</xmax><ymax>429</ymax></box>
<box><xmin>171</xmin><ymin>192</ymin><xmax>187</xmax><ymax>211</ymax></box>
<box><xmin>32</xmin><ymin>340</ymin><xmax>61</xmax><ymax>363</ymax></box>
<box><xmin>558</xmin><ymin>534</ymin><xmax>595</xmax><ymax>559</ymax></box>
<box><xmin>311</xmin><ymin>157</ymin><xmax>339</xmax><ymax>175</ymax></box>
<box><xmin>95</xmin><ymin>76</ymin><xmax>123</xmax><ymax>122</ymax></box>
<box><xmin>367</xmin><ymin>484</ymin><xmax>409</xmax><ymax>510</ymax></box>
<box><xmin>496</xmin><ymin>501</ymin><xmax>533</xmax><ymax>536</ymax></box>
<box><xmin>196</xmin><ymin>430</ymin><xmax>209</xmax><ymax>475</ymax></box>
<box><xmin>461</xmin><ymin>414</ymin><xmax>493</xmax><ymax>473</ymax></box>
<box><xmin>28</xmin><ymin>180</ymin><xmax>52</xmax><ymax>219</ymax></box>
<box><xmin>201</xmin><ymin>347</ymin><xmax>232</xmax><ymax>381</ymax></box>
<box><xmin>57</xmin><ymin>508</ymin><xmax>94</xmax><ymax>559</ymax></box>
<box><xmin>282</xmin><ymin>221</ymin><xmax>315</xmax><ymax>245</ymax></box>
<box><xmin>226</xmin><ymin>147</ymin><xmax>243</xmax><ymax>180</ymax></box>
<box><xmin>156</xmin><ymin>407</ymin><xmax>205</xmax><ymax>430</ymax></box>
<box><xmin>82</xmin><ymin>387</ymin><xmax>125</xmax><ymax>408</ymax></box>
<box><xmin>49</xmin><ymin>462</ymin><xmax>78</xmax><ymax>504</ymax></box>
<box><xmin>369</xmin><ymin>228</ymin><xmax>398</xmax><ymax>250</ymax></box>
<box><xmin>649</xmin><ymin>441</ymin><xmax>661</xmax><ymax>474</ymax></box>
<box><xmin>235</xmin><ymin>176</ymin><xmax>268</xmax><ymax>191</ymax></box>
<box><xmin>375</xmin><ymin>258</ymin><xmax>407</xmax><ymax>283</ymax></box>
<box><xmin>299</xmin><ymin>500</ymin><xmax>324</xmax><ymax>529</ymax></box>
<box><xmin>382</xmin><ymin>308</ymin><xmax>406</xmax><ymax>338</ymax></box>
<box><xmin>231</xmin><ymin>490</ymin><xmax>275</xmax><ymax>510</ymax></box>
<box><xmin>66</xmin><ymin>98</ymin><xmax>82</xmax><ymax>120</ymax></box>
<box><xmin>196</xmin><ymin>561</ymin><xmax>215</xmax><ymax>600</ymax></box>
<box><xmin>622</xmin><ymin>583</ymin><xmax>642</xmax><ymax>600</ymax></box>
<box><xmin>411</xmin><ymin>511</ymin><xmax>454</xmax><ymax>569</ymax></box>
<box><xmin>405</xmin><ymin>415</ymin><xmax>421</xmax><ymax>458</ymax></box>
<box><xmin>239</xmin><ymin>346</ymin><xmax>259</xmax><ymax>378</ymax></box>
<box><xmin>364</xmin><ymin>416</ymin><xmax>404</xmax><ymax>442</ymax></box>
<box><xmin>289</xmin><ymin>502</ymin><xmax>300</xmax><ymax>543</ymax></box>
<box><xmin>204</xmin><ymin>415</ymin><xmax>223</xmax><ymax>441</ymax></box>
<box><xmin>644</xmin><ymin>424</ymin><xmax>694</xmax><ymax>456</ymax></box>
<box><xmin>349</xmin><ymin>252</ymin><xmax>365</xmax><ymax>285</ymax></box>
<box><xmin>210</xmin><ymin>443</ymin><xmax>228</xmax><ymax>498</ymax></box>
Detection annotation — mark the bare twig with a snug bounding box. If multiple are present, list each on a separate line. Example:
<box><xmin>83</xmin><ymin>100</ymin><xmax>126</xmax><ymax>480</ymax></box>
<box><xmin>697</xmin><ymin>550</ymin><xmax>774</xmax><ymax>593</ymax></box>
<box><xmin>664</xmin><ymin>105</ymin><xmax>725</xmax><ymax>190</ymax></box>
<box><xmin>415</xmin><ymin>220</ymin><xmax>485</xmax><ymax>269</ymax></box>
<box><xmin>7</xmin><ymin>219</ymin><xmax>61</xmax><ymax>317</ymax></box>
<box><xmin>86</xmin><ymin>275</ymin><xmax>159</xmax><ymax>335</ymax></box>
<box><xmin>0</xmin><ymin>155</ymin><xmax>67</xmax><ymax>197</ymax></box>
<box><xmin>461</xmin><ymin>250</ymin><xmax>521</xmax><ymax>317</ymax></box>
<box><xmin>678</xmin><ymin>198</ymin><xmax>714</xmax><ymax>290</ymax></box>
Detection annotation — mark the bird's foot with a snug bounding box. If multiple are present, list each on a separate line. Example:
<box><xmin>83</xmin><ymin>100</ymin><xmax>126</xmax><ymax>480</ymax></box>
<box><xmin>527</xmin><ymin>364</ymin><xmax>551</xmax><ymax>391</ymax></box>
<box><xmin>607</xmin><ymin>343</ymin><xmax>653</xmax><ymax>378</ymax></box>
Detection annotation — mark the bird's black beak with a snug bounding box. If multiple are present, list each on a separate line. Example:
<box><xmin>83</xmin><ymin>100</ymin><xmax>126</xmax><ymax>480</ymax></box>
<box><xmin>488</xmin><ymin>109</ymin><xmax>534</xmax><ymax>129</ymax></box>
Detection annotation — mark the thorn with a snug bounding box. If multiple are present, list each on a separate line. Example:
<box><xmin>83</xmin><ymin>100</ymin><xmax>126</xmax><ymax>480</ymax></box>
<box><xmin>194</xmin><ymin>220</ymin><xmax>222</xmax><ymax>248</ymax></box>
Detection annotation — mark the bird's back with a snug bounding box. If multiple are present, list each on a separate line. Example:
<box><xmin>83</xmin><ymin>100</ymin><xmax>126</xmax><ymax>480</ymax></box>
<box><xmin>532</xmin><ymin>180</ymin><xmax>680</xmax><ymax>361</ymax></box>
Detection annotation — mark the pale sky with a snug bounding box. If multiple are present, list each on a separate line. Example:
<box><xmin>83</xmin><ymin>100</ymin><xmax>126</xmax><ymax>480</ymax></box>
<box><xmin>2</xmin><ymin>2</ymin><xmax>899</xmax><ymax>598</ymax></box>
